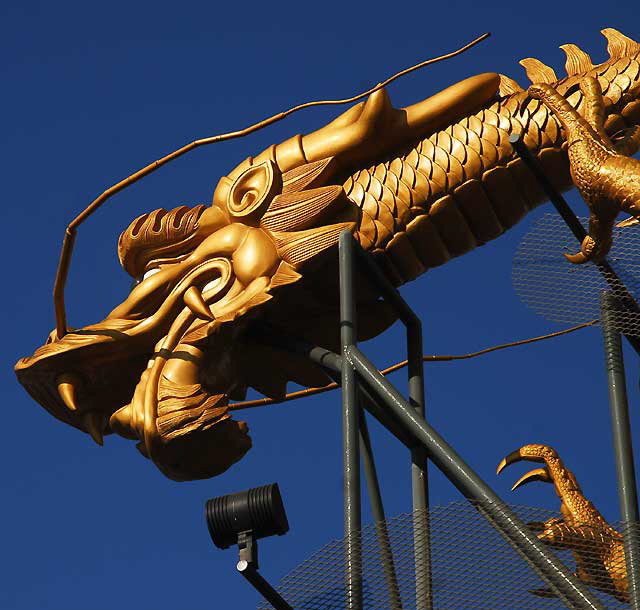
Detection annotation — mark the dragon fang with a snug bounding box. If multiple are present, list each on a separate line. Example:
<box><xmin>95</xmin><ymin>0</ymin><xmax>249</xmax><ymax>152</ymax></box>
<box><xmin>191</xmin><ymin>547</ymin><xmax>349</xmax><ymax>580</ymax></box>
<box><xmin>15</xmin><ymin>29</ymin><xmax>640</xmax><ymax>481</ymax></box>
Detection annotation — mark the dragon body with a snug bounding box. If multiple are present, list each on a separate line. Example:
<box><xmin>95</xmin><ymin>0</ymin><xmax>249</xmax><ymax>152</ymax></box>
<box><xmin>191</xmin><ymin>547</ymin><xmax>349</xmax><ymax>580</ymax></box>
<box><xmin>498</xmin><ymin>444</ymin><xmax>628</xmax><ymax>602</ymax></box>
<box><xmin>335</xmin><ymin>29</ymin><xmax>640</xmax><ymax>282</ymax></box>
<box><xmin>15</xmin><ymin>29</ymin><xmax>640</xmax><ymax>481</ymax></box>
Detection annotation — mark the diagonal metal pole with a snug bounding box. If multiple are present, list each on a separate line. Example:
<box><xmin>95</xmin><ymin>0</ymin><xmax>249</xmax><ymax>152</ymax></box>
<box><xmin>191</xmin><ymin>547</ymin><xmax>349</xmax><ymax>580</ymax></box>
<box><xmin>346</xmin><ymin>344</ymin><xmax>606</xmax><ymax>610</ymax></box>
<box><xmin>359</xmin><ymin>410</ymin><xmax>403</xmax><ymax>610</ymax></box>
<box><xmin>338</xmin><ymin>231</ymin><xmax>603</xmax><ymax>609</ymax></box>
<box><xmin>263</xmin><ymin>329</ymin><xmax>605</xmax><ymax>609</ymax></box>
<box><xmin>509</xmin><ymin>132</ymin><xmax>640</xmax><ymax>356</ymax></box>
<box><xmin>237</xmin><ymin>560</ymin><xmax>294</xmax><ymax>610</ymax></box>
<box><xmin>600</xmin><ymin>292</ymin><xmax>640</xmax><ymax>610</ymax></box>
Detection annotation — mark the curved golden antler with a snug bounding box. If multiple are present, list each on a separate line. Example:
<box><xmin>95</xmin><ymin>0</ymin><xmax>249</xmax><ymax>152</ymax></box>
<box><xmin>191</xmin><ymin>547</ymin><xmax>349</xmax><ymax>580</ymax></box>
<box><xmin>52</xmin><ymin>32</ymin><xmax>490</xmax><ymax>338</ymax></box>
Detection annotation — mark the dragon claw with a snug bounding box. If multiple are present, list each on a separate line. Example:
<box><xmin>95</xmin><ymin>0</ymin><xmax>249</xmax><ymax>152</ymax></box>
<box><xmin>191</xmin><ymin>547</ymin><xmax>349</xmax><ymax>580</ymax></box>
<box><xmin>495</xmin><ymin>448</ymin><xmax>527</xmax><ymax>475</ymax></box>
<box><xmin>616</xmin><ymin>215</ymin><xmax>640</xmax><ymax>228</ymax></box>
<box><xmin>564</xmin><ymin>250</ymin><xmax>590</xmax><ymax>264</ymax></box>
<box><xmin>511</xmin><ymin>467</ymin><xmax>552</xmax><ymax>491</ymax></box>
<box><xmin>497</xmin><ymin>446</ymin><xmax>554</xmax><ymax>491</ymax></box>
<box><xmin>564</xmin><ymin>235</ymin><xmax>609</xmax><ymax>265</ymax></box>
<box><xmin>496</xmin><ymin>444</ymin><xmax>550</xmax><ymax>472</ymax></box>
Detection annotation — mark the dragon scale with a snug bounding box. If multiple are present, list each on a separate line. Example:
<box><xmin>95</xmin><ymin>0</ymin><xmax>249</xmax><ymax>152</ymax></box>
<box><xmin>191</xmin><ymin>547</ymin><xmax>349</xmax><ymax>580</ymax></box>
<box><xmin>346</xmin><ymin>45</ymin><xmax>640</xmax><ymax>285</ymax></box>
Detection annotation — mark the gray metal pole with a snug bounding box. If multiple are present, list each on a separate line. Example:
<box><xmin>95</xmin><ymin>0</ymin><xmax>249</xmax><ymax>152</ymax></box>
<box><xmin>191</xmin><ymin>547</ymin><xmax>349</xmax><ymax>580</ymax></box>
<box><xmin>600</xmin><ymin>292</ymin><xmax>640</xmax><ymax>609</ymax></box>
<box><xmin>359</xmin><ymin>411</ymin><xmax>403</xmax><ymax>610</ymax></box>
<box><xmin>343</xmin><ymin>230</ymin><xmax>433</xmax><ymax>607</ymax></box>
<box><xmin>407</xmin><ymin>323</ymin><xmax>432</xmax><ymax>609</ymax></box>
<box><xmin>340</xmin><ymin>232</ymin><xmax>363</xmax><ymax>610</ymax></box>
<box><xmin>346</xmin><ymin>344</ymin><xmax>606</xmax><ymax>610</ymax></box>
<box><xmin>236</xmin><ymin>561</ymin><xmax>294</xmax><ymax>610</ymax></box>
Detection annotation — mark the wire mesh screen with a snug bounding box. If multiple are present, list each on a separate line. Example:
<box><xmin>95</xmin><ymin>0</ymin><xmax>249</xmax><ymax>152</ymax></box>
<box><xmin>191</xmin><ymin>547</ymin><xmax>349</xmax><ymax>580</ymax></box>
<box><xmin>512</xmin><ymin>213</ymin><xmax>640</xmax><ymax>336</ymax></box>
<box><xmin>258</xmin><ymin>501</ymin><xmax>637</xmax><ymax>609</ymax></box>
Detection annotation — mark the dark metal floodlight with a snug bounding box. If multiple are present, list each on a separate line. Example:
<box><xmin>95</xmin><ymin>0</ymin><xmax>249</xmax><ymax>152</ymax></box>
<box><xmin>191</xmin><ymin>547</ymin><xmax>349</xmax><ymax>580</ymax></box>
<box><xmin>205</xmin><ymin>483</ymin><xmax>293</xmax><ymax>610</ymax></box>
<box><xmin>205</xmin><ymin>482</ymin><xmax>289</xmax><ymax>549</ymax></box>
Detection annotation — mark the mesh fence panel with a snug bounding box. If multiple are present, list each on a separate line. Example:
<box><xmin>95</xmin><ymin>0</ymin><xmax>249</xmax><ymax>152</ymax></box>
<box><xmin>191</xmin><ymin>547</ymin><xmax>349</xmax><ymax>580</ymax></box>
<box><xmin>258</xmin><ymin>501</ymin><xmax>638</xmax><ymax>609</ymax></box>
<box><xmin>512</xmin><ymin>213</ymin><xmax>640</xmax><ymax>336</ymax></box>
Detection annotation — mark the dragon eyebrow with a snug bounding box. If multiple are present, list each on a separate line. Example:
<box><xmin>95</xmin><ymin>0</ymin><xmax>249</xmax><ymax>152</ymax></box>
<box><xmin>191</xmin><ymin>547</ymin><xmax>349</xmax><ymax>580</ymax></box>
<box><xmin>51</xmin><ymin>32</ymin><xmax>491</xmax><ymax>339</ymax></box>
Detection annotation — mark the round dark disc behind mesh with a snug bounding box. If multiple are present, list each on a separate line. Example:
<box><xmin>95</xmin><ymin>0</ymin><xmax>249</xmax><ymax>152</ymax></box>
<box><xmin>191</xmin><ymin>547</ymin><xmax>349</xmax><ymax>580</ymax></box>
<box><xmin>512</xmin><ymin>214</ymin><xmax>640</xmax><ymax>337</ymax></box>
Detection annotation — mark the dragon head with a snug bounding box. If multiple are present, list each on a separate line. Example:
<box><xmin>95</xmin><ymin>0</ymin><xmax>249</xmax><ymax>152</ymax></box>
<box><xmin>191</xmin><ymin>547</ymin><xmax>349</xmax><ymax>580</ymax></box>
<box><xmin>14</xmin><ymin>152</ymin><xmax>389</xmax><ymax>481</ymax></box>
<box><xmin>15</xmin><ymin>74</ymin><xmax>503</xmax><ymax>481</ymax></box>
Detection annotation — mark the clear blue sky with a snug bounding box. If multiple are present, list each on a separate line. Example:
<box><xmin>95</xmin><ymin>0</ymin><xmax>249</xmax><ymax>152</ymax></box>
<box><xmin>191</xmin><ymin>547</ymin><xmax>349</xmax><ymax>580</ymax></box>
<box><xmin>2</xmin><ymin>1</ymin><xmax>639</xmax><ymax>608</ymax></box>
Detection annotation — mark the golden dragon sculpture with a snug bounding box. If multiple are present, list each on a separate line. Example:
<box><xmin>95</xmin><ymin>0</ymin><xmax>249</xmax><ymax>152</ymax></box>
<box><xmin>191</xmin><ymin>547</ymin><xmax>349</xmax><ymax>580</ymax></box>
<box><xmin>15</xmin><ymin>29</ymin><xmax>640</xmax><ymax>481</ymax></box>
<box><xmin>498</xmin><ymin>444</ymin><xmax>629</xmax><ymax>603</ymax></box>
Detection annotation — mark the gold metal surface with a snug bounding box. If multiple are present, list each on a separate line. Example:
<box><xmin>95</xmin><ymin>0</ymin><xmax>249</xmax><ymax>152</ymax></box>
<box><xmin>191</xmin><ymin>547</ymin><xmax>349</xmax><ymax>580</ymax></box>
<box><xmin>51</xmin><ymin>33</ymin><xmax>490</xmax><ymax>339</ymax></box>
<box><xmin>498</xmin><ymin>444</ymin><xmax>628</xmax><ymax>602</ymax></box>
<box><xmin>529</xmin><ymin>72</ymin><xmax>640</xmax><ymax>263</ymax></box>
<box><xmin>16</xmin><ymin>29</ymin><xmax>640</xmax><ymax>481</ymax></box>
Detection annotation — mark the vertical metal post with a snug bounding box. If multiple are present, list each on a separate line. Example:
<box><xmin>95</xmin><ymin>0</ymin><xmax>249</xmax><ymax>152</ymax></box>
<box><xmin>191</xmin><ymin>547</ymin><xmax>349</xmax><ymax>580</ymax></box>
<box><xmin>408</xmin><ymin>323</ymin><xmax>433</xmax><ymax>609</ymax></box>
<box><xmin>345</xmin><ymin>232</ymin><xmax>434</xmax><ymax>606</ymax></box>
<box><xmin>600</xmin><ymin>292</ymin><xmax>640</xmax><ymax>609</ymax></box>
<box><xmin>359</xmin><ymin>411</ymin><xmax>403</xmax><ymax>610</ymax></box>
<box><xmin>340</xmin><ymin>231</ymin><xmax>362</xmax><ymax>610</ymax></box>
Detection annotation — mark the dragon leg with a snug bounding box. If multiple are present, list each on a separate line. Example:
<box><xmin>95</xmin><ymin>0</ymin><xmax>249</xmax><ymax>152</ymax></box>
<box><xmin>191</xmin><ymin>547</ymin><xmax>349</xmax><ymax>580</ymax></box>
<box><xmin>497</xmin><ymin>444</ymin><xmax>628</xmax><ymax>602</ymax></box>
<box><xmin>528</xmin><ymin>79</ymin><xmax>621</xmax><ymax>264</ymax></box>
<box><xmin>579</xmin><ymin>77</ymin><xmax>616</xmax><ymax>146</ymax></box>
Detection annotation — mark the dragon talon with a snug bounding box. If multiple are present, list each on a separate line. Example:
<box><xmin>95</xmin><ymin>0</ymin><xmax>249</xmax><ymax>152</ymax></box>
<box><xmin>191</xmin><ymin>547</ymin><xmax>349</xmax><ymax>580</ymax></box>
<box><xmin>496</xmin><ymin>448</ymin><xmax>526</xmax><ymax>474</ymax></box>
<box><xmin>616</xmin><ymin>215</ymin><xmax>640</xmax><ymax>228</ymax></box>
<box><xmin>564</xmin><ymin>250</ymin><xmax>590</xmax><ymax>264</ymax></box>
<box><xmin>565</xmin><ymin>235</ymin><xmax>600</xmax><ymax>264</ymax></box>
<box><xmin>511</xmin><ymin>467</ymin><xmax>552</xmax><ymax>491</ymax></box>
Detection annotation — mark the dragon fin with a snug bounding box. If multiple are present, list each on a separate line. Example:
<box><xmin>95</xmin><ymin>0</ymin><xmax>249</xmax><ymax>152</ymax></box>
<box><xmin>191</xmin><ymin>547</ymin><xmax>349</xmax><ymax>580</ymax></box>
<box><xmin>281</xmin><ymin>157</ymin><xmax>337</xmax><ymax>194</ymax></box>
<box><xmin>262</xmin><ymin>186</ymin><xmax>349</xmax><ymax>232</ymax></box>
<box><xmin>498</xmin><ymin>74</ymin><xmax>524</xmax><ymax>96</ymax></box>
<box><xmin>602</xmin><ymin>28</ymin><xmax>640</xmax><ymax>59</ymax></box>
<box><xmin>559</xmin><ymin>44</ymin><xmax>594</xmax><ymax>75</ymax></box>
<box><xmin>272</xmin><ymin>222</ymin><xmax>354</xmax><ymax>268</ymax></box>
<box><xmin>520</xmin><ymin>58</ymin><xmax>558</xmax><ymax>84</ymax></box>
<box><xmin>269</xmin><ymin>261</ymin><xmax>302</xmax><ymax>289</ymax></box>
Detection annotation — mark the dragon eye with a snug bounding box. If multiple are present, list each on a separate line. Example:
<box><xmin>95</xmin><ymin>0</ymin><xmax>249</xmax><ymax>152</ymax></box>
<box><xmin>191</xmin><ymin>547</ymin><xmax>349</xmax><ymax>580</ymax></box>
<box><xmin>142</xmin><ymin>268</ymin><xmax>161</xmax><ymax>281</ymax></box>
<box><xmin>131</xmin><ymin>267</ymin><xmax>162</xmax><ymax>290</ymax></box>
